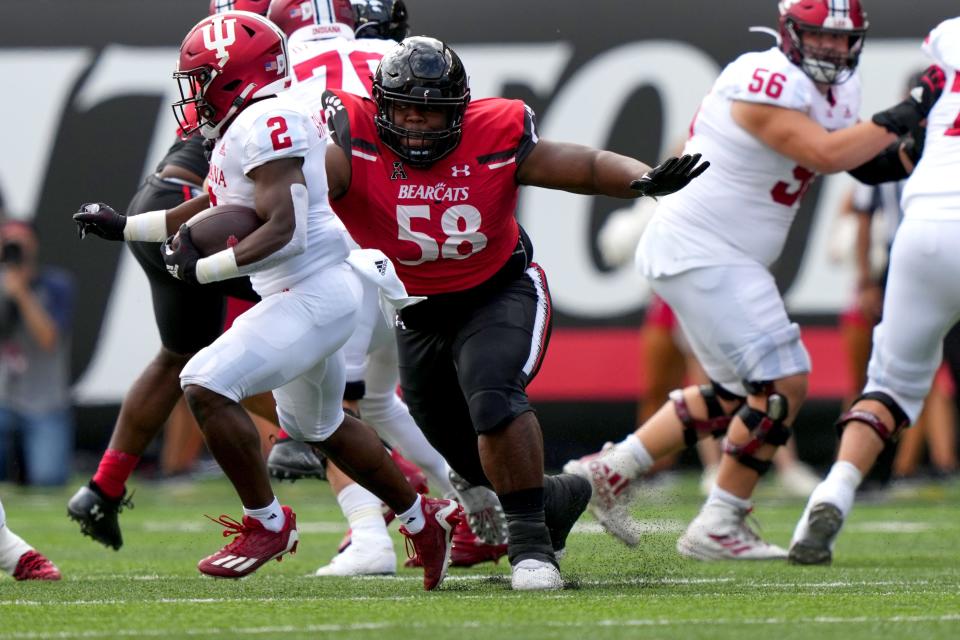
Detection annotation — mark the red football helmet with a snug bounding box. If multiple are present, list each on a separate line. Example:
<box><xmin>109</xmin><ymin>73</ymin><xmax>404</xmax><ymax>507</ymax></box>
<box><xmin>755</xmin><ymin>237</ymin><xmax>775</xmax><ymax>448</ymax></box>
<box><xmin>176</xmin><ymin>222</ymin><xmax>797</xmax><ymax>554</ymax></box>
<box><xmin>173</xmin><ymin>11</ymin><xmax>290</xmax><ymax>139</ymax></box>
<box><xmin>209</xmin><ymin>0</ymin><xmax>270</xmax><ymax>15</ymax></box>
<box><xmin>779</xmin><ymin>0</ymin><xmax>868</xmax><ymax>85</ymax></box>
<box><xmin>267</xmin><ymin>0</ymin><xmax>356</xmax><ymax>38</ymax></box>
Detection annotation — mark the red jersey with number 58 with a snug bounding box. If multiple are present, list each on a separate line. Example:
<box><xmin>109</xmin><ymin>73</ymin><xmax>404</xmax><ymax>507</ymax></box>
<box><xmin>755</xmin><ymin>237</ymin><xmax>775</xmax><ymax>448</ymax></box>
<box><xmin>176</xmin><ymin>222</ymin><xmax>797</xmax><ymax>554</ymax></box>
<box><xmin>326</xmin><ymin>90</ymin><xmax>538</xmax><ymax>295</ymax></box>
<box><xmin>637</xmin><ymin>47</ymin><xmax>861</xmax><ymax>278</ymax></box>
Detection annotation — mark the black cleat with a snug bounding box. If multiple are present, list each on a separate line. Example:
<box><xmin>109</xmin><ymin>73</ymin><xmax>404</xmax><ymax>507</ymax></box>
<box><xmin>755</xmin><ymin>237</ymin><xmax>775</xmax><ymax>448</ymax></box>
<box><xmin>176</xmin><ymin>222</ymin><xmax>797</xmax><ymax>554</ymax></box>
<box><xmin>267</xmin><ymin>437</ymin><xmax>327</xmax><ymax>481</ymax></box>
<box><xmin>788</xmin><ymin>503</ymin><xmax>844</xmax><ymax>566</ymax></box>
<box><xmin>544</xmin><ymin>473</ymin><xmax>591</xmax><ymax>559</ymax></box>
<box><xmin>66</xmin><ymin>481</ymin><xmax>133</xmax><ymax>551</ymax></box>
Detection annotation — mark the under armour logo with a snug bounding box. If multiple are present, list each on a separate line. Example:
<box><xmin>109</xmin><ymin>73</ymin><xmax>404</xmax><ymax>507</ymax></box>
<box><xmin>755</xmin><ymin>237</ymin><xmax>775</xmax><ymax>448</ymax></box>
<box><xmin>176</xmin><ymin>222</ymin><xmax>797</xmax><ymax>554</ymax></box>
<box><xmin>375</xmin><ymin>259</ymin><xmax>388</xmax><ymax>276</ymax></box>
<box><xmin>202</xmin><ymin>15</ymin><xmax>237</xmax><ymax>67</ymax></box>
<box><xmin>451</xmin><ymin>164</ymin><xmax>471</xmax><ymax>177</ymax></box>
<box><xmin>267</xmin><ymin>513</ymin><xmax>278</xmax><ymax>519</ymax></box>
<box><xmin>390</xmin><ymin>161</ymin><xmax>408</xmax><ymax>180</ymax></box>
<box><xmin>90</xmin><ymin>504</ymin><xmax>104</xmax><ymax>522</ymax></box>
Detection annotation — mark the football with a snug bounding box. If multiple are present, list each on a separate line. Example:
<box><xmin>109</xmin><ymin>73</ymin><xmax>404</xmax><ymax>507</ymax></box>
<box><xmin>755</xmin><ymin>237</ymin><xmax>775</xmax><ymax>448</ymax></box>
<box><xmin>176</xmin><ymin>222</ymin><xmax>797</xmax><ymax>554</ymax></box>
<box><xmin>184</xmin><ymin>204</ymin><xmax>263</xmax><ymax>257</ymax></box>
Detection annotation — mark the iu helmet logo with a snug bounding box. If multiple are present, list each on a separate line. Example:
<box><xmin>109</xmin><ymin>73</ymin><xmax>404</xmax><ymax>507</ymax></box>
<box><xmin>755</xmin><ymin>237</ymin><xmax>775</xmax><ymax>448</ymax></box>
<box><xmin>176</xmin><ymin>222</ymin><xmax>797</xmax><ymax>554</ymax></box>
<box><xmin>201</xmin><ymin>15</ymin><xmax>237</xmax><ymax>66</ymax></box>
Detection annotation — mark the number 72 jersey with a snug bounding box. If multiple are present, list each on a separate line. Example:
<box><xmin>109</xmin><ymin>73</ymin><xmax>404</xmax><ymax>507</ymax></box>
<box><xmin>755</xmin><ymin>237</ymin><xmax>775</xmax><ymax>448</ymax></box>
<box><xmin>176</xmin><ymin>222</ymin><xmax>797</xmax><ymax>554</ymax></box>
<box><xmin>639</xmin><ymin>46</ymin><xmax>861</xmax><ymax>277</ymax></box>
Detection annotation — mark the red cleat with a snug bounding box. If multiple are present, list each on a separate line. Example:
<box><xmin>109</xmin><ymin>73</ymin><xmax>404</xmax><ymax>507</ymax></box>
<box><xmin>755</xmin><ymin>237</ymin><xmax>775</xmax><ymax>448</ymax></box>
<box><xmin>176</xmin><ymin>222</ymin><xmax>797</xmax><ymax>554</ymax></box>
<box><xmin>12</xmin><ymin>550</ymin><xmax>61</xmax><ymax>581</ymax></box>
<box><xmin>391</xmin><ymin>449</ymin><xmax>430</xmax><ymax>495</ymax></box>
<box><xmin>399</xmin><ymin>498</ymin><xmax>462</xmax><ymax>590</ymax></box>
<box><xmin>197</xmin><ymin>506</ymin><xmax>298</xmax><ymax>578</ymax></box>
<box><xmin>450</xmin><ymin>519</ymin><xmax>508</xmax><ymax>567</ymax></box>
<box><xmin>406</xmin><ymin>519</ymin><xmax>508</xmax><ymax>568</ymax></box>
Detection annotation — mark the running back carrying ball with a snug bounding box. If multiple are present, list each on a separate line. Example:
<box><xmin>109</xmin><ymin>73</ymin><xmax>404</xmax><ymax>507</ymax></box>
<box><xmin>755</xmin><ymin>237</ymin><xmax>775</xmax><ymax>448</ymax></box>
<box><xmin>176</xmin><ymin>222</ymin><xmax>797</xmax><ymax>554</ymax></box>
<box><xmin>174</xmin><ymin>204</ymin><xmax>263</xmax><ymax>258</ymax></box>
<box><xmin>182</xmin><ymin>204</ymin><xmax>264</xmax><ymax>256</ymax></box>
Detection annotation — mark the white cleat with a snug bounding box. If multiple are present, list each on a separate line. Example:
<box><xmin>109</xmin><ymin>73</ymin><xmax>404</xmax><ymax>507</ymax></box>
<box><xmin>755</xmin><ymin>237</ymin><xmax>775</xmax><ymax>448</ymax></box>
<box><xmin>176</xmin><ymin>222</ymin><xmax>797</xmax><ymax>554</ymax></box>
<box><xmin>677</xmin><ymin>503</ymin><xmax>787</xmax><ymax>561</ymax></box>
<box><xmin>315</xmin><ymin>540</ymin><xmax>396</xmax><ymax>577</ymax></box>
<box><xmin>563</xmin><ymin>444</ymin><xmax>641</xmax><ymax>547</ymax></box>
<box><xmin>447</xmin><ymin>469</ymin><xmax>509</xmax><ymax>546</ymax></box>
<box><xmin>788</xmin><ymin>502</ymin><xmax>843</xmax><ymax>565</ymax></box>
<box><xmin>510</xmin><ymin>558</ymin><xmax>563</xmax><ymax>591</ymax></box>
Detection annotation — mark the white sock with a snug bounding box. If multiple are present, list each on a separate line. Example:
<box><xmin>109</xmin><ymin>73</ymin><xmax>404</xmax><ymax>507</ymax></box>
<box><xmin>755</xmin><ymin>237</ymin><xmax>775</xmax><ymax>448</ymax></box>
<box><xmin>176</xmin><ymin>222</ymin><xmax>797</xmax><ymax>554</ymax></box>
<box><xmin>620</xmin><ymin>434</ymin><xmax>654</xmax><ymax>473</ymax></box>
<box><xmin>0</xmin><ymin>524</ymin><xmax>32</xmax><ymax>575</ymax></box>
<box><xmin>362</xmin><ymin>393</ymin><xmax>456</xmax><ymax>497</ymax></box>
<box><xmin>707</xmin><ymin>485</ymin><xmax>752</xmax><ymax>512</ymax></box>
<box><xmin>809</xmin><ymin>461</ymin><xmax>862</xmax><ymax>518</ymax></box>
<box><xmin>790</xmin><ymin>462</ymin><xmax>861</xmax><ymax>545</ymax></box>
<box><xmin>337</xmin><ymin>483</ymin><xmax>390</xmax><ymax>543</ymax></box>
<box><xmin>243</xmin><ymin>497</ymin><xmax>285</xmax><ymax>532</ymax></box>
<box><xmin>397</xmin><ymin>494</ymin><xmax>425</xmax><ymax>534</ymax></box>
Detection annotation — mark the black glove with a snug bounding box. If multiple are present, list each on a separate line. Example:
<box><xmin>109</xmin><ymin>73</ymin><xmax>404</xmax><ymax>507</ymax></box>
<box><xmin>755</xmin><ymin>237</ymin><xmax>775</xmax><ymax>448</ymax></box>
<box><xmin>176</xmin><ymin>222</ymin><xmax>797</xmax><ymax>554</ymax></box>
<box><xmin>872</xmin><ymin>64</ymin><xmax>946</xmax><ymax>135</ymax></box>
<box><xmin>73</xmin><ymin>203</ymin><xmax>126</xmax><ymax>240</ymax></box>
<box><xmin>630</xmin><ymin>153</ymin><xmax>710</xmax><ymax>199</ymax></box>
<box><xmin>902</xmin><ymin>129</ymin><xmax>926</xmax><ymax>166</ymax></box>
<box><xmin>162</xmin><ymin>224</ymin><xmax>199</xmax><ymax>285</ymax></box>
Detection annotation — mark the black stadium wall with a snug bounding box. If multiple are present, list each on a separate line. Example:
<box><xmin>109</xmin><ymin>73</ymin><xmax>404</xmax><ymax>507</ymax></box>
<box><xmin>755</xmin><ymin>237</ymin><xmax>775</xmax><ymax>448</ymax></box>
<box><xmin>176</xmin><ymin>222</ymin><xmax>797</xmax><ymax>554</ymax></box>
<box><xmin>0</xmin><ymin>1</ymin><xmax>955</xmax><ymax>471</ymax></box>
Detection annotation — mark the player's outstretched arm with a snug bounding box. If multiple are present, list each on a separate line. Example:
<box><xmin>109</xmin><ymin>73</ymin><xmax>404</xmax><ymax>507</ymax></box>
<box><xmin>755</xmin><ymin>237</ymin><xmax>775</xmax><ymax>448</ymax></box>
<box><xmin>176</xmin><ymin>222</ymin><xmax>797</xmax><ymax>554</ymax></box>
<box><xmin>731</xmin><ymin>102</ymin><xmax>896</xmax><ymax>174</ymax></box>
<box><xmin>73</xmin><ymin>194</ymin><xmax>210</xmax><ymax>242</ymax></box>
<box><xmin>515</xmin><ymin>140</ymin><xmax>707</xmax><ymax>199</ymax></box>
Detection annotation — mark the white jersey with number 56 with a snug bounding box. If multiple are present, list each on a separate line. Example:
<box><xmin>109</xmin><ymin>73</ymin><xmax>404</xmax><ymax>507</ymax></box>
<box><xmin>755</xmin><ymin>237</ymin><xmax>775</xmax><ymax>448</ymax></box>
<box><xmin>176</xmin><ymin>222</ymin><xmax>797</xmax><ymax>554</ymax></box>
<box><xmin>901</xmin><ymin>17</ymin><xmax>960</xmax><ymax>217</ymax></box>
<box><xmin>638</xmin><ymin>47</ymin><xmax>861</xmax><ymax>277</ymax></box>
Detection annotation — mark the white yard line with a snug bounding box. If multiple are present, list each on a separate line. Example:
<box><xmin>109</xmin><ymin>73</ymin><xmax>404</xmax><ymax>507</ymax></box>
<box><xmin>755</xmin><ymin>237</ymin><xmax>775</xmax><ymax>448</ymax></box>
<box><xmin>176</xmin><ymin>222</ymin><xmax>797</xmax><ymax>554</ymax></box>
<box><xmin>1</xmin><ymin>615</ymin><xmax>959</xmax><ymax>639</ymax></box>
<box><xmin>1</xmin><ymin>577</ymin><xmax>945</xmax><ymax>608</ymax></box>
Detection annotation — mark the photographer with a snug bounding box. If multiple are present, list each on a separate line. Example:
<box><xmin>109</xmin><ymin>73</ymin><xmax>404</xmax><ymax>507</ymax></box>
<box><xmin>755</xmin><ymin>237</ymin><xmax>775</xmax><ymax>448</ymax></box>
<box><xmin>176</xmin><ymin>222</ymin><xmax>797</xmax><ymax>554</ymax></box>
<box><xmin>0</xmin><ymin>219</ymin><xmax>75</xmax><ymax>486</ymax></box>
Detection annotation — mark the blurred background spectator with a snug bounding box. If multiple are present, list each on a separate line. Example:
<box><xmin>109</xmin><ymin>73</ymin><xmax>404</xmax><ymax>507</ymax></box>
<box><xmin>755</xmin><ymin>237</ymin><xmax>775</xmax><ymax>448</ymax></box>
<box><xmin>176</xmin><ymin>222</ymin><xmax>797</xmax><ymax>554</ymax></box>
<box><xmin>0</xmin><ymin>209</ymin><xmax>75</xmax><ymax>486</ymax></box>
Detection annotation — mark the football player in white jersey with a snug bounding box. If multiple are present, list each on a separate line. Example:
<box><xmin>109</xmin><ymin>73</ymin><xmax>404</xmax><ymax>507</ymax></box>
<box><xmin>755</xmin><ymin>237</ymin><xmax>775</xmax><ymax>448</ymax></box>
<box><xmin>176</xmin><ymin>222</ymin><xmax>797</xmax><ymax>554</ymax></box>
<box><xmin>789</xmin><ymin>17</ymin><xmax>959</xmax><ymax>565</ymax></box>
<box><xmin>73</xmin><ymin>10</ymin><xmax>462</xmax><ymax>590</ymax></box>
<box><xmin>565</xmin><ymin>0</ymin><xmax>941</xmax><ymax>559</ymax></box>
<box><xmin>261</xmin><ymin>0</ymin><xmax>500</xmax><ymax>578</ymax></box>
<box><xmin>0</xmin><ymin>498</ymin><xmax>60</xmax><ymax>580</ymax></box>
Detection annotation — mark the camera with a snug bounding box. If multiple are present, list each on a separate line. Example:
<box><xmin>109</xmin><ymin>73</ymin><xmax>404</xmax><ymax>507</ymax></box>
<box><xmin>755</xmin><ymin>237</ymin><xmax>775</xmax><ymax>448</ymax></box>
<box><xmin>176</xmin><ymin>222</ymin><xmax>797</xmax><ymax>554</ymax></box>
<box><xmin>0</xmin><ymin>240</ymin><xmax>24</xmax><ymax>266</ymax></box>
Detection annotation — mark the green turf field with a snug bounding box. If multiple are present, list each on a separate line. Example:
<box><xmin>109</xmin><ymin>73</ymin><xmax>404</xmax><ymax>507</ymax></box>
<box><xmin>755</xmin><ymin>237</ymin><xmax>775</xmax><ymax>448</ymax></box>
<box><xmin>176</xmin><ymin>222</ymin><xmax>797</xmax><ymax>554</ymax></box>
<box><xmin>1</xmin><ymin>473</ymin><xmax>958</xmax><ymax>639</ymax></box>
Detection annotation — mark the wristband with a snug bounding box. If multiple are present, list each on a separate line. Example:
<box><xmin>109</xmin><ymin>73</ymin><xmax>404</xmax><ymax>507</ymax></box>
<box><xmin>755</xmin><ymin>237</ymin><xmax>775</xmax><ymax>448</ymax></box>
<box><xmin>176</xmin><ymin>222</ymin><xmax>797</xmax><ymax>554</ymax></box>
<box><xmin>195</xmin><ymin>247</ymin><xmax>240</xmax><ymax>284</ymax></box>
<box><xmin>123</xmin><ymin>210</ymin><xmax>168</xmax><ymax>242</ymax></box>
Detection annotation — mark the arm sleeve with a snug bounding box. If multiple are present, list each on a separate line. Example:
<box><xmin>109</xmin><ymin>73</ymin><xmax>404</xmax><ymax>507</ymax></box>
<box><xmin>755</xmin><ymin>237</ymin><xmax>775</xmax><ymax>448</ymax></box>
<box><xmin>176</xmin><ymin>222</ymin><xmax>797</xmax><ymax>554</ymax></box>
<box><xmin>322</xmin><ymin>90</ymin><xmax>352</xmax><ymax>155</ymax></box>
<box><xmin>515</xmin><ymin>103</ymin><xmax>540</xmax><ymax>165</ymax></box>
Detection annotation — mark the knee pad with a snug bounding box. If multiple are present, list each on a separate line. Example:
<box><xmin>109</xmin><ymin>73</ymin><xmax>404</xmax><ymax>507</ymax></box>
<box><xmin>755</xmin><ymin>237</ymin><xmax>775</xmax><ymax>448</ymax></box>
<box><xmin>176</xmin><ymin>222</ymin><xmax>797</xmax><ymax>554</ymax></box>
<box><xmin>722</xmin><ymin>384</ymin><xmax>791</xmax><ymax>476</ymax></box>
<box><xmin>836</xmin><ymin>391</ymin><xmax>910</xmax><ymax>443</ymax></box>
<box><xmin>469</xmin><ymin>389</ymin><xmax>517</xmax><ymax>433</ymax></box>
<box><xmin>671</xmin><ymin>381</ymin><xmax>745</xmax><ymax>448</ymax></box>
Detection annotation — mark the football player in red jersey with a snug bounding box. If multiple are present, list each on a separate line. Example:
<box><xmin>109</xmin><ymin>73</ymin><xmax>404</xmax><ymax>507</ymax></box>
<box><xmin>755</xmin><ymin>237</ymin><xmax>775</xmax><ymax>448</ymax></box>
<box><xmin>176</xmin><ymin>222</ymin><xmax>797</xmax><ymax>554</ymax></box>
<box><xmin>322</xmin><ymin>36</ymin><xmax>708</xmax><ymax>590</ymax></box>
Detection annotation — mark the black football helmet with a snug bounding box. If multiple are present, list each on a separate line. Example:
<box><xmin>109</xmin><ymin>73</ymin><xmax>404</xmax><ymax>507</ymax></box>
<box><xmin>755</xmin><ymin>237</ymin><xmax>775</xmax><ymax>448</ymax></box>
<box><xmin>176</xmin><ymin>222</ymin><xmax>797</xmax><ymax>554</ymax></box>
<box><xmin>353</xmin><ymin>0</ymin><xmax>409</xmax><ymax>41</ymax></box>
<box><xmin>373</xmin><ymin>36</ymin><xmax>470</xmax><ymax>166</ymax></box>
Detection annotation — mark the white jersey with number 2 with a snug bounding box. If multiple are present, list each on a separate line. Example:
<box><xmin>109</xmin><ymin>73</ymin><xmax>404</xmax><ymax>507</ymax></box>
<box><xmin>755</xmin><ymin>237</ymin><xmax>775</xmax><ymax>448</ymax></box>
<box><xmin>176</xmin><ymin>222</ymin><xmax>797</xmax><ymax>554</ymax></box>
<box><xmin>638</xmin><ymin>46</ymin><xmax>861</xmax><ymax>277</ymax></box>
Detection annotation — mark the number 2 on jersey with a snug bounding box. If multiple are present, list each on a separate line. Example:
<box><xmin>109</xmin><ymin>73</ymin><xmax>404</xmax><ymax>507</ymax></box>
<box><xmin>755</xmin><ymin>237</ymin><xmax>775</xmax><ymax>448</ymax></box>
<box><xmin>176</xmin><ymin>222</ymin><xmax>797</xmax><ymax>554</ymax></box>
<box><xmin>396</xmin><ymin>205</ymin><xmax>488</xmax><ymax>266</ymax></box>
<box><xmin>267</xmin><ymin>116</ymin><xmax>292</xmax><ymax>150</ymax></box>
